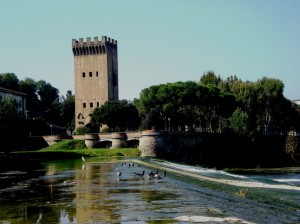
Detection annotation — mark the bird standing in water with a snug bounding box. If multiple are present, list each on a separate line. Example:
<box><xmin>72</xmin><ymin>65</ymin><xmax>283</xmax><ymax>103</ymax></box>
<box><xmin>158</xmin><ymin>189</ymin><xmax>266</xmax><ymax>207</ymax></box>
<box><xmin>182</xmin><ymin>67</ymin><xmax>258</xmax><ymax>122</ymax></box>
<box><xmin>134</xmin><ymin>170</ymin><xmax>145</xmax><ymax>177</ymax></box>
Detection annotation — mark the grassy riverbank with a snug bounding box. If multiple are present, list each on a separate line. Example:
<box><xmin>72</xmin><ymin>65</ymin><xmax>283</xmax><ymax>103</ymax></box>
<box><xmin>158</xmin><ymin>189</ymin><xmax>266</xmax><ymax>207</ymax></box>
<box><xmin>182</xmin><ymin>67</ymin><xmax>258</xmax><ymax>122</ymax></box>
<box><xmin>0</xmin><ymin>140</ymin><xmax>141</xmax><ymax>162</ymax></box>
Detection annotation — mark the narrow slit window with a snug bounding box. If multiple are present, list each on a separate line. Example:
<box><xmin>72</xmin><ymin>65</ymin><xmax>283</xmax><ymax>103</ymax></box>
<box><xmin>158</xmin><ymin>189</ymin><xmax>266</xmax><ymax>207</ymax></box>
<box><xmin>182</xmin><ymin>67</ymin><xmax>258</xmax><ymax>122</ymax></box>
<box><xmin>97</xmin><ymin>102</ymin><xmax>100</xmax><ymax>107</ymax></box>
<box><xmin>82</xmin><ymin>72</ymin><xmax>85</xmax><ymax>78</ymax></box>
<box><xmin>83</xmin><ymin>103</ymin><xmax>86</xmax><ymax>108</ymax></box>
<box><xmin>89</xmin><ymin>72</ymin><xmax>92</xmax><ymax>77</ymax></box>
<box><xmin>96</xmin><ymin>71</ymin><xmax>99</xmax><ymax>77</ymax></box>
<box><xmin>90</xmin><ymin>102</ymin><xmax>93</xmax><ymax>108</ymax></box>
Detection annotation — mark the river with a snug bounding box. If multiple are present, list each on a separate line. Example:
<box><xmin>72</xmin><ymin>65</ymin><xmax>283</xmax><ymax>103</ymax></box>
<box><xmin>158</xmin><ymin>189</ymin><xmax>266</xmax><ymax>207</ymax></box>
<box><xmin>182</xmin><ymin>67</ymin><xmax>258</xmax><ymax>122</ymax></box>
<box><xmin>0</xmin><ymin>157</ymin><xmax>299</xmax><ymax>223</ymax></box>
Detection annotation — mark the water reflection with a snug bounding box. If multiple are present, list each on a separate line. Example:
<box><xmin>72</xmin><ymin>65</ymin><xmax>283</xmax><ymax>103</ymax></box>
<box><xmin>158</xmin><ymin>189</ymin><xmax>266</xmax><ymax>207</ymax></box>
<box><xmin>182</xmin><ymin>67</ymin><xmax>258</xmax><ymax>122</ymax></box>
<box><xmin>0</xmin><ymin>159</ymin><xmax>299</xmax><ymax>223</ymax></box>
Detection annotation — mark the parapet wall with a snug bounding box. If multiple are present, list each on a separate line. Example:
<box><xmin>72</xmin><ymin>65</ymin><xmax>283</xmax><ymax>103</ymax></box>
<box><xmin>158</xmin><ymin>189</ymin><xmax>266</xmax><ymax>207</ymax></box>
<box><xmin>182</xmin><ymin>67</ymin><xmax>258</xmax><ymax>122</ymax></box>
<box><xmin>139</xmin><ymin>131</ymin><xmax>291</xmax><ymax>168</ymax></box>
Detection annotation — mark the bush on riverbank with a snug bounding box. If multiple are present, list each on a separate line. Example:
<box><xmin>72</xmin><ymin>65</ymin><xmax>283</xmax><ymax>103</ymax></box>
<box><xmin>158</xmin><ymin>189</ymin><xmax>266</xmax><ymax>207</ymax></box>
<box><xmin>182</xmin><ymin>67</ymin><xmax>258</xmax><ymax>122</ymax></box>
<box><xmin>38</xmin><ymin>139</ymin><xmax>141</xmax><ymax>157</ymax></box>
<box><xmin>0</xmin><ymin>140</ymin><xmax>141</xmax><ymax>165</ymax></box>
<box><xmin>40</xmin><ymin>140</ymin><xmax>87</xmax><ymax>151</ymax></box>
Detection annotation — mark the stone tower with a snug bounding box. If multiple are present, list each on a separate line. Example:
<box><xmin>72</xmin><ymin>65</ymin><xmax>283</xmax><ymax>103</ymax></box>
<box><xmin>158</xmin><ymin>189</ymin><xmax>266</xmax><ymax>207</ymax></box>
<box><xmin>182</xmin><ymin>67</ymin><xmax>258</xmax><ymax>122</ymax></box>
<box><xmin>72</xmin><ymin>36</ymin><xmax>118</xmax><ymax>129</ymax></box>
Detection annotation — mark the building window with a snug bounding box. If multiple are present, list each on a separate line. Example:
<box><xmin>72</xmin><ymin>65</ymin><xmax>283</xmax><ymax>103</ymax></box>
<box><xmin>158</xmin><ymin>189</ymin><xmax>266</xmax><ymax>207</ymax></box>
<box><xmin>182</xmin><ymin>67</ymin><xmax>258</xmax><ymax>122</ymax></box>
<box><xmin>97</xmin><ymin>102</ymin><xmax>100</xmax><ymax>107</ymax></box>
<box><xmin>96</xmin><ymin>71</ymin><xmax>99</xmax><ymax>77</ymax></box>
<box><xmin>89</xmin><ymin>72</ymin><xmax>92</xmax><ymax>77</ymax></box>
<box><xmin>90</xmin><ymin>102</ymin><xmax>93</xmax><ymax>108</ymax></box>
<box><xmin>82</xmin><ymin>72</ymin><xmax>85</xmax><ymax>78</ymax></box>
<box><xmin>83</xmin><ymin>103</ymin><xmax>86</xmax><ymax>108</ymax></box>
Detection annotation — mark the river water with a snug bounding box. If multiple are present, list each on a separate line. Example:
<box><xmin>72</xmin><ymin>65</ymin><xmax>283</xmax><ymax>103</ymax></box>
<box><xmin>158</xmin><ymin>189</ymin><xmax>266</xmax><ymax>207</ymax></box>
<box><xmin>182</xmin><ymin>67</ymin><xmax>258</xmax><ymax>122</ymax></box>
<box><xmin>0</xmin><ymin>158</ymin><xmax>299</xmax><ymax>223</ymax></box>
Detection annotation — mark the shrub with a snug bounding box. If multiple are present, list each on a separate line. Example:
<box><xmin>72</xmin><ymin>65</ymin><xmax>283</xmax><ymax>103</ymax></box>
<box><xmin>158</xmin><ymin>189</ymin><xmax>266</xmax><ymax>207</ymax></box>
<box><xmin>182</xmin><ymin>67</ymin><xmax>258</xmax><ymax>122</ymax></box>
<box><xmin>75</xmin><ymin>126</ymin><xmax>90</xmax><ymax>135</ymax></box>
<box><xmin>285</xmin><ymin>135</ymin><xmax>300</xmax><ymax>160</ymax></box>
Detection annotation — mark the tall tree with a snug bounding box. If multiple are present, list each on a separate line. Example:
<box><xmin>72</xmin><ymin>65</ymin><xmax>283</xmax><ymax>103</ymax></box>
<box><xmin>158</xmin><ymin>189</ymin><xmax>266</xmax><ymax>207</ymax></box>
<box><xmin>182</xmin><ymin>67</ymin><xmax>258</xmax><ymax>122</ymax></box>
<box><xmin>199</xmin><ymin>70</ymin><xmax>221</xmax><ymax>86</ymax></box>
<box><xmin>0</xmin><ymin>96</ymin><xmax>26</xmax><ymax>151</ymax></box>
<box><xmin>19</xmin><ymin>78</ymin><xmax>39</xmax><ymax>115</ymax></box>
<box><xmin>36</xmin><ymin>80</ymin><xmax>59</xmax><ymax>108</ymax></box>
<box><xmin>91</xmin><ymin>100</ymin><xmax>140</xmax><ymax>132</ymax></box>
<box><xmin>229</xmin><ymin>108</ymin><xmax>249</xmax><ymax>137</ymax></box>
<box><xmin>60</xmin><ymin>90</ymin><xmax>75</xmax><ymax>131</ymax></box>
<box><xmin>0</xmin><ymin>73</ymin><xmax>20</xmax><ymax>91</ymax></box>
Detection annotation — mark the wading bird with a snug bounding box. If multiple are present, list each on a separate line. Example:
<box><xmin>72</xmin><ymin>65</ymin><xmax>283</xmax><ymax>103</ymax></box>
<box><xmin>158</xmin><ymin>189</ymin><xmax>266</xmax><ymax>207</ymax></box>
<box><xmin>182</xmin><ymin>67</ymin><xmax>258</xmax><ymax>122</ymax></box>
<box><xmin>134</xmin><ymin>170</ymin><xmax>145</xmax><ymax>177</ymax></box>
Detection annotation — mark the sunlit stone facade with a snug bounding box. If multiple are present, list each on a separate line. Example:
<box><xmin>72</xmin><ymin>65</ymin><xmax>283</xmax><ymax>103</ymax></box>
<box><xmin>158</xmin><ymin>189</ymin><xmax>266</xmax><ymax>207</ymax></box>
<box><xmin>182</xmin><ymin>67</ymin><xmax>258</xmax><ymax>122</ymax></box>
<box><xmin>72</xmin><ymin>36</ymin><xmax>118</xmax><ymax>129</ymax></box>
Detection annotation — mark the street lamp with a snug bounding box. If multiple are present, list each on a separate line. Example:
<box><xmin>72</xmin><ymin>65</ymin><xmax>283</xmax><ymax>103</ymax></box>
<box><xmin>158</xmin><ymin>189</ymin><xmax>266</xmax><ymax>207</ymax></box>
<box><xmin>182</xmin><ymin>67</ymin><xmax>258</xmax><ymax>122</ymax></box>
<box><xmin>168</xmin><ymin>118</ymin><xmax>170</xmax><ymax>131</ymax></box>
<box><xmin>50</xmin><ymin>124</ymin><xmax>53</xmax><ymax>136</ymax></box>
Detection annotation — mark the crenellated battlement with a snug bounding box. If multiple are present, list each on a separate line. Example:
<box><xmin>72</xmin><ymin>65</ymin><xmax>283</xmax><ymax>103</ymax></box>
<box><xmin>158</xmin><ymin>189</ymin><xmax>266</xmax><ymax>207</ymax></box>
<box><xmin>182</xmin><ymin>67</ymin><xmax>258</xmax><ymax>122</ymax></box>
<box><xmin>72</xmin><ymin>36</ymin><xmax>117</xmax><ymax>56</ymax></box>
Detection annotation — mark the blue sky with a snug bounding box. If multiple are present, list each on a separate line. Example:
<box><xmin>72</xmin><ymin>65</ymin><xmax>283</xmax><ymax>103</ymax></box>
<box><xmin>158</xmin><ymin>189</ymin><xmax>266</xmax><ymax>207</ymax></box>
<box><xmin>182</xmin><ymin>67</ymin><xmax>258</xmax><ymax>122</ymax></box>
<box><xmin>1</xmin><ymin>0</ymin><xmax>299</xmax><ymax>100</ymax></box>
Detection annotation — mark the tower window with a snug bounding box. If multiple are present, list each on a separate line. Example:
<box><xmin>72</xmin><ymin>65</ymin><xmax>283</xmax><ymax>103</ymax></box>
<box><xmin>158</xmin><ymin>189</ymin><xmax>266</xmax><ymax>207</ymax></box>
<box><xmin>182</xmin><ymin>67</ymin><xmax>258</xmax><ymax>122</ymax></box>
<box><xmin>97</xmin><ymin>102</ymin><xmax>100</xmax><ymax>107</ymax></box>
<box><xmin>89</xmin><ymin>72</ymin><xmax>92</xmax><ymax>77</ymax></box>
<box><xmin>90</xmin><ymin>102</ymin><xmax>93</xmax><ymax>108</ymax></box>
<box><xmin>82</xmin><ymin>72</ymin><xmax>85</xmax><ymax>78</ymax></box>
<box><xmin>113</xmin><ymin>73</ymin><xmax>117</xmax><ymax>85</ymax></box>
<box><xmin>83</xmin><ymin>103</ymin><xmax>86</xmax><ymax>108</ymax></box>
<box><xmin>96</xmin><ymin>71</ymin><xmax>99</xmax><ymax>77</ymax></box>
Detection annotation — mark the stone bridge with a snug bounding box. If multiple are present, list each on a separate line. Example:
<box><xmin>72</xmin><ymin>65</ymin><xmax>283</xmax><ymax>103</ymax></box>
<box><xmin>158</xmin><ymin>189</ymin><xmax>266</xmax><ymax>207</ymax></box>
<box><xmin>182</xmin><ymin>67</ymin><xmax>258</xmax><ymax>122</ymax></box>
<box><xmin>42</xmin><ymin>129</ymin><xmax>205</xmax><ymax>158</ymax></box>
<box><xmin>43</xmin><ymin>131</ymin><xmax>142</xmax><ymax>149</ymax></box>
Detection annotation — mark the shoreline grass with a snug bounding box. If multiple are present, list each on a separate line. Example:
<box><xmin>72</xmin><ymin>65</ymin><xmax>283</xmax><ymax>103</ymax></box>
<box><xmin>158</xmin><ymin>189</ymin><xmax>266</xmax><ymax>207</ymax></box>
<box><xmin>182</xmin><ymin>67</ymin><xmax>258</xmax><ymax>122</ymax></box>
<box><xmin>0</xmin><ymin>140</ymin><xmax>141</xmax><ymax>161</ymax></box>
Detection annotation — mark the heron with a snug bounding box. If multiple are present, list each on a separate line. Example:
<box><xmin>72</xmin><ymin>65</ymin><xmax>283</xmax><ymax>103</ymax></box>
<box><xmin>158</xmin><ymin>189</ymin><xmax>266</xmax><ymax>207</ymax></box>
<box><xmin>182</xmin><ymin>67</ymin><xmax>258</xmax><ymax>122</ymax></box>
<box><xmin>81</xmin><ymin>156</ymin><xmax>86</xmax><ymax>163</ymax></box>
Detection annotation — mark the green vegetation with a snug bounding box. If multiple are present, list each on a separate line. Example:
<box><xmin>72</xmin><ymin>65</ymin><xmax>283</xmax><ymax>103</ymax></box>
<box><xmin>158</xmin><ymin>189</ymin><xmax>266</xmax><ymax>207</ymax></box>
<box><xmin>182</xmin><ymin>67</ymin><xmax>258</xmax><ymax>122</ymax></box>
<box><xmin>285</xmin><ymin>135</ymin><xmax>300</xmax><ymax>160</ymax></box>
<box><xmin>90</xmin><ymin>100</ymin><xmax>140</xmax><ymax>132</ymax></box>
<box><xmin>0</xmin><ymin>73</ymin><xmax>75</xmax><ymax>136</ymax></box>
<box><xmin>75</xmin><ymin>126</ymin><xmax>91</xmax><ymax>135</ymax></box>
<box><xmin>229</xmin><ymin>107</ymin><xmax>250</xmax><ymax>137</ymax></box>
<box><xmin>0</xmin><ymin>96</ymin><xmax>27</xmax><ymax>151</ymax></box>
<box><xmin>0</xmin><ymin>140</ymin><xmax>140</xmax><ymax>165</ymax></box>
<box><xmin>40</xmin><ymin>140</ymin><xmax>86</xmax><ymax>150</ymax></box>
<box><xmin>133</xmin><ymin>71</ymin><xmax>300</xmax><ymax>136</ymax></box>
<box><xmin>38</xmin><ymin>140</ymin><xmax>141</xmax><ymax>158</ymax></box>
<box><xmin>1</xmin><ymin>71</ymin><xmax>300</xmax><ymax>165</ymax></box>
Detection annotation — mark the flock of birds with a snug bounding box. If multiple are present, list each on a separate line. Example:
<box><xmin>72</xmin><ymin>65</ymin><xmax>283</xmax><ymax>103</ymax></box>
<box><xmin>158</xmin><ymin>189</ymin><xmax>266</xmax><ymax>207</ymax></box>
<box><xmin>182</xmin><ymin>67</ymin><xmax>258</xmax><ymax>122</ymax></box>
<box><xmin>81</xmin><ymin>156</ymin><xmax>167</xmax><ymax>180</ymax></box>
<box><xmin>116</xmin><ymin>162</ymin><xmax>167</xmax><ymax>180</ymax></box>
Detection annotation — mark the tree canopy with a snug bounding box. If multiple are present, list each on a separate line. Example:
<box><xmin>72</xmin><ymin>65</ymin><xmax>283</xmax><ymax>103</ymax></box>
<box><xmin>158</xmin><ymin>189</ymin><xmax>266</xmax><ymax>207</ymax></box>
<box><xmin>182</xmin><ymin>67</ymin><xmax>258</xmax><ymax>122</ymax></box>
<box><xmin>0</xmin><ymin>73</ymin><xmax>75</xmax><ymax>135</ymax></box>
<box><xmin>90</xmin><ymin>100</ymin><xmax>140</xmax><ymax>132</ymax></box>
<box><xmin>0</xmin><ymin>96</ymin><xmax>26</xmax><ymax>151</ymax></box>
<box><xmin>134</xmin><ymin>71</ymin><xmax>299</xmax><ymax>136</ymax></box>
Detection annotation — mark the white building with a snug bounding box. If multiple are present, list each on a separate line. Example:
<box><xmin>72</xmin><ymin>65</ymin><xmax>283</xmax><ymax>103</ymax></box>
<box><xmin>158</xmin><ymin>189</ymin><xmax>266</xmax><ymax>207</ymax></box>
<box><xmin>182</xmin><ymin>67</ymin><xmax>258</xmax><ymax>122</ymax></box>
<box><xmin>0</xmin><ymin>87</ymin><xmax>26</xmax><ymax>116</ymax></box>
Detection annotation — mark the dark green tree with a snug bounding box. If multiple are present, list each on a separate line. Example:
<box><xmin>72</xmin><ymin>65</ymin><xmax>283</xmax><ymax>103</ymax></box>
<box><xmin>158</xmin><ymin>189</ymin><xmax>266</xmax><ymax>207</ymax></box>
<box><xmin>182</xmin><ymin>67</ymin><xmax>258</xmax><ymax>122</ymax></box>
<box><xmin>0</xmin><ymin>73</ymin><xmax>20</xmax><ymax>91</ymax></box>
<box><xmin>199</xmin><ymin>70</ymin><xmax>221</xmax><ymax>86</ymax></box>
<box><xmin>0</xmin><ymin>97</ymin><xmax>26</xmax><ymax>151</ymax></box>
<box><xmin>135</xmin><ymin>81</ymin><xmax>236</xmax><ymax>132</ymax></box>
<box><xmin>91</xmin><ymin>100</ymin><xmax>140</xmax><ymax>132</ymax></box>
<box><xmin>36</xmin><ymin>80</ymin><xmax>59</xmax><ymax>108</ymax></box>
<box><xmin>19</xmin><ymin>78</ymin><xmax>40</xmax><ymax>116</ymax></box>
<box><xmin>60</xmin><ymin>90</ymin><xmax>75</xmax><ymax>131</ymax></box>
<box><xmin>229</xmin><ymin>107</ymin><xmax>249</xmax><ymax>137</ymax></box>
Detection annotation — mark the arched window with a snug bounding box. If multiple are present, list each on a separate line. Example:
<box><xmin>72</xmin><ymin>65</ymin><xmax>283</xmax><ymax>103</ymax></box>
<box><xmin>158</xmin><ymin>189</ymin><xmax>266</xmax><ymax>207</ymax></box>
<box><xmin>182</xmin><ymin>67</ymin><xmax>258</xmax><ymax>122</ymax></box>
<box><xmin>77</xmin><ymin>113</ymin><xmax>84</xmax><ymax>119</ymax></box>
